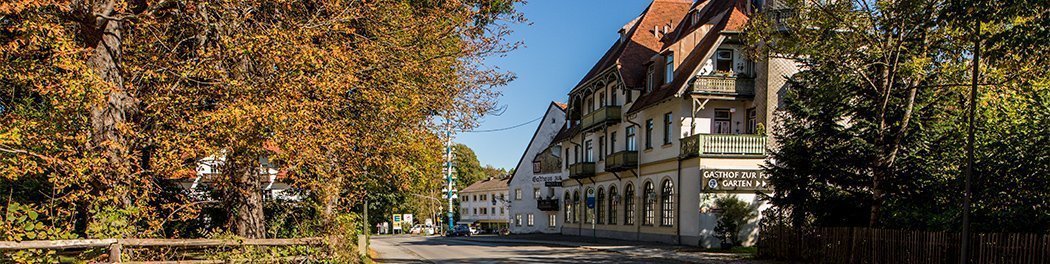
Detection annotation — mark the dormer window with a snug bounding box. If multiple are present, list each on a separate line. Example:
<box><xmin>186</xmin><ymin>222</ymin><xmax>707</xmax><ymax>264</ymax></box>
<box><xmin>664</xmin><ymin>53</ymin><xmax>675</xmax><ymax>83</ymax></box>
<box><xmin>646</xmin><ymin>65</ymin><xmax>655</xmax><ymax>93</ymax></box>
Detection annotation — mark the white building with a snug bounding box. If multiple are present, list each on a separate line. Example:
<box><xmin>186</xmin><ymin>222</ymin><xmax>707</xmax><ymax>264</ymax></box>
<box><xmin>458</xmin><ymin>177</ymin><xmax>510</xmax><ymax>233</ymax></box>
<box><xmin>506</xmin><ymin>102</ymin><xmax>568</xmax><ymax>234</ymax></box>
<box><xmin>524</xmin><ymin>0</ymin><xmax>798</xmax><ymax>247</ymax></box>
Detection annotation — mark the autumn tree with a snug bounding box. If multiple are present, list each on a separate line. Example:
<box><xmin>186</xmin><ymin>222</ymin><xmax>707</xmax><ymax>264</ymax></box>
<box><xmin>1</xmin><ymin>0</ymin><xmax>523</xmax><ymax>251</ymax></box>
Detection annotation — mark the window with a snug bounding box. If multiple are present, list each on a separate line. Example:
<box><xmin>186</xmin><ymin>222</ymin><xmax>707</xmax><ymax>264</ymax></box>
<box><xmin>624</xmin><ymin>184</ymin><xmax>635</xmax><ymax>225</ymax></box>
<box><xmin>716</xmin><ymin>49</ymin><xmax>733</xmax><ymax>73</ymax></box>
<box><xmin>643</xmin><ymin>181</ymin><xmax>655</xmax><ymax>225</ymax></box>
<box><xmin>661</xmin><ymin>180</ymin><xmax>675</xmax><ymax>226</ymax></box>
<box><xmin>491</xmin><ymin>207</ymin><xmax>495</xmax><ymax>215</ymax></box>
<box><xmin>610</xmin><ymin>132</ymin><xmax>618</xmax><ymax>153</ymax></box>
<box><xmin>625</xmin><ymin>88</ymin><xmax>633</xmax><ymax>103</ymax></box>
<box><xmin>608</xmin><ymin>186</ymin><xmax>618</xmax><ymax>225</ymax></box>
<box><xmin>500</xmin><ymin>194</ymin><xmax>505</xmax><ymax>201</ymax></box>
<box><xmin>500</xmin><ymin>207</ymin><xmax>505</xmax><ymax>215</ymax></box>
<box><xmin>664</xmin><ymin>53</ymin><xmax>675</xmax><ymax>83</ymax></box>
<box><xmin>645</xmin><ymin>119</ymin><xmax>654</xmax><ymax>149</ymax></box>
<box><xmin>528</xmin><ymin>214</ymin><xmax>535</xmax><ymax>226</ymax></box>
<box><xmin>473</xmin><ymin>208</ymin><xmax>477</xmax><ymax>215</ymax></box>
<box><xmin>516</xmin><ymin>214</ymin><xmax>522</xmax><ymax>226</ymax></box>
<box><xmin>663</xmin><ymin>112</ymin><xmax>673</xmax><ymax>145</ymax></box>
<box><xmin>482</xmin><ymin>208</ymin><xmax>487</xmax><ymax>215</ymax></box>
<box><xmin>714</xmin><ymin>109</ymin><xmax>732</xmax><ymax>134</ymax></box>
<box><xmin>515</xmin><ymin>189</ymin><xmax>522</xmax><ymax>200</ymax></box>
<box><xmin>598</xmin><ymin>136</ymin><xmax>605</xmax><ymax>161</ymax></box>
<box><xmin>564</xmin><ymin>191</ymin><xmax>572</xmax><ymax>223</ymax></box>
<box><xmin>533</xmin><ymin>188</ymin><xmax>541</xmax><ymax>199</ymax></box>
<box><xmin>610</xmin><ymin>89</ymin><xmax>618</xmax><ymax>106</ymax></box>
<box><xmin>574</xmin><ymin>145</ymin><xmax>580</xmax><ymax>163</ymax></box>
<box><xmin>626</xmin><ymin>126</ymin><xmax>637</xmax><ymax>151</ymax></box>
<box><xmin>598</xmin><ymin>92</ymin><xmax>606</xmax><ymax>107</ymax></box>
<box><xmin>596</xmin><ymin>188</ymin><xmax>606</xmax><ymax>224</ymax></box>
<box><xmin>746</xmin><ymin>108</ymin><xmax>757</xmax><ymax>134</ymax></box>
<box><xmin>565</xmin><ymin>148</ymin><xmax>570</xmax><ymax>169</ymax></box>
<box><xmin>585</xmin><ymin>140</ymin><xmax>593</xmax><ymax>162</ymax></box>
<box><xmin>549</xmin><ymin>214</ymin><xmax>557</xmax><ymax>228</ymax></box>
<box><xmin>646</xmin><ymin>65</ymin><xmax>655</xmax><ymax>92</ymax></box>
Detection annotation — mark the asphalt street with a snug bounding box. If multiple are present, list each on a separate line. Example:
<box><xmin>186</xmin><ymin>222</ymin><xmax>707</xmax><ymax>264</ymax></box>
<box><xmin>370</xmin><ymin>235</ymin><xmax>692</xmax><ymax>264</ymax></box>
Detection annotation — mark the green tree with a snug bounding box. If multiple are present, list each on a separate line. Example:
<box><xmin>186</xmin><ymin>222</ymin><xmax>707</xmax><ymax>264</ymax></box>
<box><xmin>750</xmin><ymin>0</ymin><xmax>1049</xmax><ymax>231</ymax></box>
<box><xmin>452</xmin><ymin>143</ymin><xmax>486</xmax><ymax>187</ymax></box>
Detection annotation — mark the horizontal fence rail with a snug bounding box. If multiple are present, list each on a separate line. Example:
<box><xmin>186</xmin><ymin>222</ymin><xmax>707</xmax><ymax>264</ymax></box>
<box><xmin>0</xmin><ymin>237</ymin><xmax>324</xmax><ymax>263</ymax></box>
<box><xmin>759</xmin><ymin>226</ymin><xmax>1050</xmax><ymax>264</ymax></box>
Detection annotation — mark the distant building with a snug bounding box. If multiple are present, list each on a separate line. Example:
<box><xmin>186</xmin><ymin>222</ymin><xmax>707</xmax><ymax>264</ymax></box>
<box><xmin>507</xmin><ymin>102</ymin><xmax>568</xmax><ymax>234</ymax></box>
<box><xmin>458</xmin><ymin>177</ymin><xmax>510</xmax><ymax>233</ymax></box>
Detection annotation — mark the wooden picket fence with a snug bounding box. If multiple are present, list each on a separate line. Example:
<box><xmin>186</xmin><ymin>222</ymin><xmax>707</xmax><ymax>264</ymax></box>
<box><xmin>758</xmin><ymin>226</ymin><xmax>1050</xmax><ymax>264</ymax></box>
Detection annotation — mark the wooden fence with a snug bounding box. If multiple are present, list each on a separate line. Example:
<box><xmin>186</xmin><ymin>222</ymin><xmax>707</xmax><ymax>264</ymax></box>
<box><xmin>0</xmin><ymin>237</ymin><xmax>323</xmax><ymax>263</ymax></box>
<box><xmin>758</xmin><ymin>226</ymin><xmax>1050</xmax><ymax>264</ymax></box>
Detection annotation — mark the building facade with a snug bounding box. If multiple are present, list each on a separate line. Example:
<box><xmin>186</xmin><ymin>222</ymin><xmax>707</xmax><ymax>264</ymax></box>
<box><xmin>506</xmin><ymin>102</ymin><xmax>568</xmax><ymax>234</ymax></box>
<box><xmin>539</xmin><ymin>0</ymin><xmax>797</xmax><ymax>247</ymax></box>
<box><xmin>458</xmin><ymin>177</ymin><xmax>511</xmax><ymax>232</ymax></box>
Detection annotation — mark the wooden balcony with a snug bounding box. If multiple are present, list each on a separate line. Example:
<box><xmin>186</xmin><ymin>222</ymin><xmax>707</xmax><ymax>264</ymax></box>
<box><xmin>690</xmin><ymin>75</ymin><xmax>755</xmax><ymax>97</ymax></box>
<box><xmin>568</xmin><ymin>162</ymin><xmax>596</xmax><ymax>179</ymax></box>
<box><xmin>579</xmin><ymin>106</ymin><xmax>622</xmax><ymax>131</ymax></box>
<box><xmin>537</xmin><ymin>199</ymin><xmax>559</xmax><ymax>211</ymax></box>
<box><xmin>680</xmin><ymin>134</ymin><xmax>767</xmax><ymax>158</ymax></box>
<box><xmin>604</xmin><ymin>151</ymin><xmax>638</xmax><ymax>172</ymax></box>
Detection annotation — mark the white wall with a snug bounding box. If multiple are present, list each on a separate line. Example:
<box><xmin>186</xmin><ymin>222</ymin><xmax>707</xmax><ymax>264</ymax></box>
<box><xmin>508</xmin><ymin>103</ymin><xmax>568</xmax><ymax>233</ymax></box>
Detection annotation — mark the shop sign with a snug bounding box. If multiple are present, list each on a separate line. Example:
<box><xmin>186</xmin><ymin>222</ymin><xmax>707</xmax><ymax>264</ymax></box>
<box><xmin>702</xmin><ymin>169</ymin><xmax>772</xmax><ymax>193</ymax></box>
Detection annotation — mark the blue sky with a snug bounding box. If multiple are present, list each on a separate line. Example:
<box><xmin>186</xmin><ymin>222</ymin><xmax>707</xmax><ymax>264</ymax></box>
<box><xmin>456</xmin><ymin>1</ymin><xmax>653</xmax><ymax>170</ymax></box>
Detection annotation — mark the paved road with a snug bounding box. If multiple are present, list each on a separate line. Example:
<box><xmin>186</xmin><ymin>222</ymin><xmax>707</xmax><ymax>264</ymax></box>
<box><xmin>371</xmin><ymin>235</ymin><xmax>690</xmax><ymax>264</ymax></box>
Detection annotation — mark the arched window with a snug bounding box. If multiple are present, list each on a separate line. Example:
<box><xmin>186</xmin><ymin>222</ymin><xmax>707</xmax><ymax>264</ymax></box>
<box><xmin>643</xmin><ymin>181</ymin><xmax>655</xmax><ymax>225</ymax></box>
<box><xmin>661</xmin><ymin>179</ymin><xmax>675</xmax><ymax>226</ymax></box>
<box><xmin>608</xmin><ymin>185</ymin><xmax>618</xmax><ymax>225</ymax></box>
<box><xmin>564</xmin><ymin>191</ymin><xmax>571</xmax><ymax>223</ymax></box>
<box><xmin>596</xmin><ymin>187</ymin><xmax>605</xmax><ymax>224</ymax></box>
<box><xmin>573</xmin><ymin>191</ymin><xmax>581</xmax><ymax>223</ymax></box>
<box><xmin>624</xmin><ymin>184</ymin><xmax>635</xmax><ymax>225</ymax></box>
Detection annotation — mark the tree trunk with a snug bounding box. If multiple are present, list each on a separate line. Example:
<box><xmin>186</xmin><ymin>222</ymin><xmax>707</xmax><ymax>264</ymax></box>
<box><xmin>228</xmin><ymin>155</ymin><xmax>266</xmax><ymax>238</ymax></box>
<box><xmin>83</xmin><ymin>0</ymin><xmax>138</xmax><ymax>208</ymax></box>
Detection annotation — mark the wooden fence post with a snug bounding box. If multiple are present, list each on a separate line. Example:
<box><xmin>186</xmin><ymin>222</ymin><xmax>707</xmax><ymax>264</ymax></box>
<box><xmin>108</xmin><ymin>242</ymin><xmax>122</xmax><ymax>263</ymax></box>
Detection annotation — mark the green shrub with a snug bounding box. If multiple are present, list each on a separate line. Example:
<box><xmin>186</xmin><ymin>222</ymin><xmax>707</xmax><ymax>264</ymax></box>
<box><xmin>713</xmin><ymin>196</ymin><xmax>757</xmax><ymax>248</ymax></box>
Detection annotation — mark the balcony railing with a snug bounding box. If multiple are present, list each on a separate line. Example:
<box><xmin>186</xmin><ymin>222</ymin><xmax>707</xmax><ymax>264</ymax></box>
<box><xmin>680</xmin><ymin>134</ymin><xmax>767</xmax><ymax>158</ymax></box>
<box><xmin>604</xmin><ymin>151</ymin><xmax>638</xmax><ymax>172</ymax></box>
<box><xmin>767</xmin><ymin>8</ymin><xmax>797</xmax><ymax>31</ymax></box>
<box><xmin>568</xmin><ymin>162</ymin><xmax>596</xmax><ymax>179</ymax></box>
<box><xmin>690</xmin><ymin>75</ymin><xmax>755</xmax><ymax>96</ymax></box>
<box><xmin>537</xmin><ymin>199</ymin><xmax>559</xmax><ymax>211</ymax></box>
<box><xmin>579</xmin><ymin>106</ymin><xmax>622</xmax><ymax>131</ymax></box>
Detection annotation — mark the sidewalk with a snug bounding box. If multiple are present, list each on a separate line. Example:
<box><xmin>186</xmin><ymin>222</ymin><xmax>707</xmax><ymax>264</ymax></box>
<box><xmin>463</xmin><ymin>233</ymin><xmax>780</xmax><ymax>264</ymax></box>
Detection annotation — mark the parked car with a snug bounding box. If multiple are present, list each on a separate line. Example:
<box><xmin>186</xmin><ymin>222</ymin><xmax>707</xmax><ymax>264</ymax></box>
<box><xmin>447</xmin><ymin>224</ymin><xmax>472</xmax><ymax>237</ymax></box>
<box><xmin>409</xmin><ymin>224</ymin><xmax>434</xmax><ymax>235</ymax></box>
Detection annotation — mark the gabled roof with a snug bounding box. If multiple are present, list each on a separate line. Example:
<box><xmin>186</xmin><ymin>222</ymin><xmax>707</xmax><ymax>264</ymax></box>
<box><xmin>461</xmin><ymin>177</ymin><xmax>510</xmax><ymax>193</ymax></box>
<box><xmin>628</xmin><ymin>0</ymin><xmax>751</xmax><ymax>114</ymax></box>
<box><xmin>572</xmin><ymin>0</ymin><xmax>692</xmax><ymax>92</ymax></box>
<box><xmin>506</xmin><ymin>102</ymin><xmax>566</xmax><ymax>183</ymax></box>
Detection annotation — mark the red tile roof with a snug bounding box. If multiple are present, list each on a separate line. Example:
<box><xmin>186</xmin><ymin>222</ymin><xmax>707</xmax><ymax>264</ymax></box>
<box><xmin>461</xmin><ymin>177</ymin><xmax>509</xmax><ymax>193</ymax></box>
<box><xmin>572</xmin><ymin>0</ymin><xmax>692</xmax><ymax>91</ymax></box>
<box><xmin>628</xmin><ymin>0</ymin><xmax>751</xmax><ymax>114</ymax></box>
